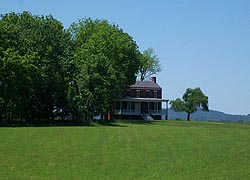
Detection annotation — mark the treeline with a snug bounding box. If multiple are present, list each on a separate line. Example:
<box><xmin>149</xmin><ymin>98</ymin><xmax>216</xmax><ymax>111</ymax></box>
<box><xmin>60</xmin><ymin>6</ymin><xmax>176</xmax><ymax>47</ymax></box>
<box><xmin>0</xmin><ymin>12</ymin><xmax>142</xmax><ymax>126</ymax></box>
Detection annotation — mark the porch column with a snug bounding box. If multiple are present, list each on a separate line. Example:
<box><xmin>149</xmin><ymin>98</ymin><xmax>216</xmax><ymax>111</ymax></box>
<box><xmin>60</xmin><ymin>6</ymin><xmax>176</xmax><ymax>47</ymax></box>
<box><xmin>165</xmin><ymin>101</ymin><xmax>168</xmax><ymax>120</ymax></box>
<box><xmin>148</xmin><ymin>102</ymin><xmax>149</xmax><ymax>114</ymax></box>
<box><xmin>139</xmin><ymin>102</ymin><xmax>141</xmax><ymax>114</ymax></box>
<box><xmin>129</xmin><ymin>101</ymin><xmax>131</xmax><ymax>113</ymax></box>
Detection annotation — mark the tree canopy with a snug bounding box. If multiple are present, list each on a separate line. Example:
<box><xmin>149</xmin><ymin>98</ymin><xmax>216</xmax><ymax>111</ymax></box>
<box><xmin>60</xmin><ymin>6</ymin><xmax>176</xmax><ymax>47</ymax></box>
<box><xmin>69</xmin><ymin>18</ymin><xmax>140</xmax><ymax>123</ymax></box>
<box><xmin>137</xmin><ymin>47</ymin><xmax>161</xmax><ymax>81</ymax></box>
<box><xmin>0</xmin><ymin>12</ymin><xmax>143</xmax><ymax>125</ymax></box>
<box><xmin>170</xmin><ymin>88</ymin><xmax>209</xmax><ymax>121</ymax></box>
<box><xmin>0</xmin><ymin>12</ymin><xmax>72</xmax><ymax>124</ymax></box>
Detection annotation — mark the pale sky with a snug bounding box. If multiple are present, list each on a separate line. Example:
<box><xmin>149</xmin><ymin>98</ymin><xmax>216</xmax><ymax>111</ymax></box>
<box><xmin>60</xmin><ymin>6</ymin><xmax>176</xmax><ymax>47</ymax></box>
<box><xmin>1</xmin><ymin>0</ymin><xmax>250</xmax><ymax>115</ymax></box>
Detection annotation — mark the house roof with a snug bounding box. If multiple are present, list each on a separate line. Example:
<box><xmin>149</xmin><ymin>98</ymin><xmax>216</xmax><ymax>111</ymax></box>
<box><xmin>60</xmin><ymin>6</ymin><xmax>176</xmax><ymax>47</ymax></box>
<box><xmin>130</xmin><ymin>81</ymin><xmax>162</xmax><ymax>90</ymax></box>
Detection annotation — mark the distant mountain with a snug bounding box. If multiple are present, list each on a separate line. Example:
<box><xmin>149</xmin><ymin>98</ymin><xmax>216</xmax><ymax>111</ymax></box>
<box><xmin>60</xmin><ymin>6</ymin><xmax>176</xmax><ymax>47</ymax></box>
<box><xmin>168</xmin><ymin>109</ymin><xmax>250</xmax><ymax>122</ymax></box>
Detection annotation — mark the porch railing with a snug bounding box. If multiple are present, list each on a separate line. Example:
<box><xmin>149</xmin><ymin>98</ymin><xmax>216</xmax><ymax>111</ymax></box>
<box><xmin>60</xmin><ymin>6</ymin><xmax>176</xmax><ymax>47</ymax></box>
<box><xmin>114</xmin><ymin>109</ymin><xmax>167</xmax><ymax>115</ymax></box>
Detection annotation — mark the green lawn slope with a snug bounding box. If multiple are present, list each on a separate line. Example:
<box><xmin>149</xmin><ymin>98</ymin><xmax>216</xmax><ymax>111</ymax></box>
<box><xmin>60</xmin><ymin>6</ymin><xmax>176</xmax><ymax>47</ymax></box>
<box><xmin>1</xmin><ymin>121</ymin><xmax>250</xmax><ymax>180</ymax></box>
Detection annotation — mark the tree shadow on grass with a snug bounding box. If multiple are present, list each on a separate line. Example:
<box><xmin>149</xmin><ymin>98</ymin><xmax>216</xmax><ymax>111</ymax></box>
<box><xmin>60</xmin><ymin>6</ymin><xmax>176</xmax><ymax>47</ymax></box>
<box><xmin>0</xmin><ymin>119</ymin><xmax>166</xmax><ymax>128</ymax></box>
<box><xmin>114</xmin><ymin>119</ymin><xmax>154</xmax><ymax>125</ymax></box>
<box><xmin>0</xmin><ymin>120</ymin><xmax>114</xmax><ymax>128</ymax></box>
<box><xmin>0</xmin><ymin>121</ymin><xmax>93</xmax><ymax>128</ymax></box>
<box><xmin>92</xmin><ymin>120</ymin><xmax>128</xmax><ymax>127</ymax></box>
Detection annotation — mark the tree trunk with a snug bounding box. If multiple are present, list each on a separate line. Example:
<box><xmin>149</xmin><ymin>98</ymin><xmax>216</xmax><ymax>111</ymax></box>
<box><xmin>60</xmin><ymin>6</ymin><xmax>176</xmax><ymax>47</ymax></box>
<box><xmin>187</xmin><ymin>113</ymin><xmax>191</xmax><ymax>121</ymax></box>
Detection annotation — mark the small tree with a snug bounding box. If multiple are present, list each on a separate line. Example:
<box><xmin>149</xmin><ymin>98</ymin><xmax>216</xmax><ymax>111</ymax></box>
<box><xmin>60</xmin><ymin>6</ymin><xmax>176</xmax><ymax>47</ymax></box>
<box><xmin>137</xmin><ymin>47</ymin><xmax>161</xmax><ymax>81</ymax></box>
<box><xmin>170</xmin><ymin>88</ymin><xmax>209</xmax><ymax>121</ymax></box>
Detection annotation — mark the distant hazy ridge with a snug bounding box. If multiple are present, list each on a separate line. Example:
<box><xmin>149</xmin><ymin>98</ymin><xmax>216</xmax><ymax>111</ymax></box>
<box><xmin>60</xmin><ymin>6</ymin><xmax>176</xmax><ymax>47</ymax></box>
<box><xmin>168</xmin><ymin>109</ymin><xmax>250</xmax><ymax>122</ymax></box>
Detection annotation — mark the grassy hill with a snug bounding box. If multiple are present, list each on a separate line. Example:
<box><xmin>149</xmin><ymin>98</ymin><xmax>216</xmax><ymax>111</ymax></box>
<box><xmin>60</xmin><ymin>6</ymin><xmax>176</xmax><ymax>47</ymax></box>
<box><xmin>1</xmin><ymin>121</ymin><xmax>250</xmax><ymax>179</ymax></box>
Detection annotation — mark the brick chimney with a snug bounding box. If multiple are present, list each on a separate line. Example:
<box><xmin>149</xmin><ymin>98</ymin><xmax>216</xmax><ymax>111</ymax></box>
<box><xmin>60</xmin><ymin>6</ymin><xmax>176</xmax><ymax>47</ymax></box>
<box><xmin>151</xmin><ymin>77</ymin><xmax>156</xmax><ymax>83</ymax></box>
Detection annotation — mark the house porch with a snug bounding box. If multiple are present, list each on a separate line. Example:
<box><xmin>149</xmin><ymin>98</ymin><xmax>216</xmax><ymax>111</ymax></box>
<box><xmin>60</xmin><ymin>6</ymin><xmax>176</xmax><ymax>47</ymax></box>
<box><xmin>113</xmin><ymin>98</ymin><xmax>169</xmax><ymax>120</ymax></box>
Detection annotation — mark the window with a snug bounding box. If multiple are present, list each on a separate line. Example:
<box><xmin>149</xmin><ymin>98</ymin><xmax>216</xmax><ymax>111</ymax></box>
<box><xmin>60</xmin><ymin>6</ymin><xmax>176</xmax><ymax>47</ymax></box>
<box><xmin>146</xmin><ymin>90</ymin><xmax>150</xmax><ymax>98</ymax></box>
<box><xmin>136</xmin><ymin>90</ymin><xmax>140</xmax><ymax>98</ymax></box>
<box><xmin>154</xmin><ymin>91</ymin><xmax>158</xmax><ymax>98</ymax></box>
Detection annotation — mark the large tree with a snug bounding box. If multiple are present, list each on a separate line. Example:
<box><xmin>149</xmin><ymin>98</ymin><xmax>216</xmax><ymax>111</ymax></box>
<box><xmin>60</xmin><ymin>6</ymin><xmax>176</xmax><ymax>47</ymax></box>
<box><xmin>170</xmin><ymin>88</ymin><xmax>209</xmax><ymax>121</ymax></box>
<box><xmin>137</xmin><ymin>47</ymin><xmax>161</xmax><ymax>81</ymax></box>
<box><xmin>0</xmin><ymin>12</ymin><xmax>72</xmax><ymax>123</ymax></box>
<box><xmin>69</xmin><ymin>18</ymin><xmax>141</xmax><ymax>122</ymax></box>
<box><xmin>0</xmin><ymin>49</ymin><xmax>37</xmax><ymax>122</ymax></box>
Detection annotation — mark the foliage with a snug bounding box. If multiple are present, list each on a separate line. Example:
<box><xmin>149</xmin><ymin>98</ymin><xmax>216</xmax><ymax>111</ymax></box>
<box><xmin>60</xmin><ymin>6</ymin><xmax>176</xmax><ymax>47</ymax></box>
<box><xmin>0</xmin><ymin>49</ymin><xmax>37</xmax><ymax>122</ymax></box>
<box><xmin>0</xmin><ymin>12</ymin><xmax>144</xmax><ymax>125</ymax></box>
<box><xmin>0</xmin><ymin>12</ymin><xmax>72</xmax><ymax>123</ymax></box>
<box><xmin>1</xmin><ymin>121</ymin><xmax>250</xmax><ymax>179</ymax></box>
<box><xmin>170</xmin><ymin>87</ymin><xmax>209</xmax><ymax>121</ymax></box>
<box><xmin>69</xmin><ymin>18</ymin><xmax>140</xmax><ymax>122</ymax></box>
<box><xmin>137</xmin><ymin>47</ymin><xmax>161</xmax><ymax>81</ymax></box>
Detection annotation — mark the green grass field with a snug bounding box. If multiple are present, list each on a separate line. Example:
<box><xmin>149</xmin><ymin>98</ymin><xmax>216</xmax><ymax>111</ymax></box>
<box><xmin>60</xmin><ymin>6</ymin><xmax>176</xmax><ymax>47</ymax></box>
<box><xmin>1</xmin><ymin>120</ymin><xmax>250</xmax><ymax>180</ymax></box>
